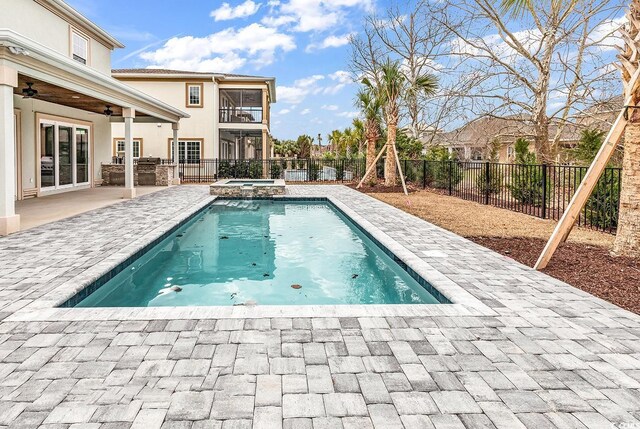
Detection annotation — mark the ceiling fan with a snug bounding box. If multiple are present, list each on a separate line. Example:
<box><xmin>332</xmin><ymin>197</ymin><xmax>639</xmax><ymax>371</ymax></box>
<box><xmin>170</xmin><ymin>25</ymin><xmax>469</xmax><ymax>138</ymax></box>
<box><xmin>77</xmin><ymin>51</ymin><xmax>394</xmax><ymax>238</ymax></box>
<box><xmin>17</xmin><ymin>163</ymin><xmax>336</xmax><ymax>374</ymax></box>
<box><xmin>22</xmin><ymin>82</ymin><xmax>38</xmax><ymax>98</ymax></box>
<box><xmin>21</xmin><ymin>82</ymin><xmax>52</xmax><ymax>99</ymax></box>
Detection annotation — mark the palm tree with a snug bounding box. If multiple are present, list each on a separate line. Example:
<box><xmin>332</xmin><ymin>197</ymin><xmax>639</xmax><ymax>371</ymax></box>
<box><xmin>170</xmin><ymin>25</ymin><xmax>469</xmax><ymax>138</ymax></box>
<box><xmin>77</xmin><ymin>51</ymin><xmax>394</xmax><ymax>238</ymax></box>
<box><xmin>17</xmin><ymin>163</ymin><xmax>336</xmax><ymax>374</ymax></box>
<box><xmin>364</xmin><ymin>59</ymin><xmax>438</xmax><ymax>186</ymax></box>
<box><xmin>612</xmin><ymin>0</ymin><xmax>640</xmax><ymax>257</ymax></box>
<box><xmin>356</xmin><ymin>88</ymin><xmax>382</xmax><ymax>184</ymax></box>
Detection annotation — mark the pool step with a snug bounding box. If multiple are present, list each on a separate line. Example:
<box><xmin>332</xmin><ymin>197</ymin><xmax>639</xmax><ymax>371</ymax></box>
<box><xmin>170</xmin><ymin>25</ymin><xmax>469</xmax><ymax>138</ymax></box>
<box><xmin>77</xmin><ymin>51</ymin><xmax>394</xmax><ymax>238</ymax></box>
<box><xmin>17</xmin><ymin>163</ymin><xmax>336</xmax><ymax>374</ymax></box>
<box><xmin>212</xmin><ymin>200</ymin><xmax>260</xmax><ymax>210</ymax></box>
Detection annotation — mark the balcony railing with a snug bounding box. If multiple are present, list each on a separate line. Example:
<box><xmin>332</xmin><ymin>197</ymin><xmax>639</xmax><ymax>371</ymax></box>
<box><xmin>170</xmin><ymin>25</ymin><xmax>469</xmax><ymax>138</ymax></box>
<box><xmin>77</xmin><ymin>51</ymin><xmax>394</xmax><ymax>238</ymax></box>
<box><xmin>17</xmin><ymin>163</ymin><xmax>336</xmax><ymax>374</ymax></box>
<box><xmin>219</xmin><ymin>107</ymin><xmax>263</xmax><ymax>123</ymax></box>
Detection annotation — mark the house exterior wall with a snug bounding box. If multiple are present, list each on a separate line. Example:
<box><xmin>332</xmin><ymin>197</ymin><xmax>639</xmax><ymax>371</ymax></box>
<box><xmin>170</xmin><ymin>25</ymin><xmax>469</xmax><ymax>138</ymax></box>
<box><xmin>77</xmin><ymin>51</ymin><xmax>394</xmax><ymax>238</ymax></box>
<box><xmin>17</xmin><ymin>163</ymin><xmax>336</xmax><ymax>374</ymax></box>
<box><xmin>14</xmin><ymin>95</ymin><xmax>111</xmax><ymax>196</ymax></box>
<box><xmin>111</xmin><ymin>78</ymin><xmax>271</xmax><ymax>160</ymax></box>
<box><xmin>0</xmin><ymin>0</ymin><xmax>114</xmax><ymax>75</ymax></box>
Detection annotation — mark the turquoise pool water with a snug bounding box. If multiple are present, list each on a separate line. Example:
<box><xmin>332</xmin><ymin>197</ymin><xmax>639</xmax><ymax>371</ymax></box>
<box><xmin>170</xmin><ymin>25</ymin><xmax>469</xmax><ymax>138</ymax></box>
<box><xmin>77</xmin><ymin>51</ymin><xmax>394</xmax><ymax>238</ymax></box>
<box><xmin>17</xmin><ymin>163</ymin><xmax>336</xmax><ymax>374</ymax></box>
<box><xmin>74</xmin><ymin>200</ymin><xmax>442</xmax><ymax>307</ymax></box>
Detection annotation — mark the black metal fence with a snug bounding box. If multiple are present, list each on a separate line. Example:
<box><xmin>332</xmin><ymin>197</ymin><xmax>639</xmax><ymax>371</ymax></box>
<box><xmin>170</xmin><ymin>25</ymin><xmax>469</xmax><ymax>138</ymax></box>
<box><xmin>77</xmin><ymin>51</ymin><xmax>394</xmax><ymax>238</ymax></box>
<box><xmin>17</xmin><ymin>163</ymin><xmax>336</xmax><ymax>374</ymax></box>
<box><xmin>109</xmin><ymin>156</ymin><xmax>621</xmax><ymax>233</ymax></box>
<box><xmin>401</xmin><ymin>160</ymin><xmax>622</xmax><ymax>233</ymax></box>
<box><xmin>176</xmin><ymin>158</ymin><xmax>368</xmax><ymax>183</ymax></box>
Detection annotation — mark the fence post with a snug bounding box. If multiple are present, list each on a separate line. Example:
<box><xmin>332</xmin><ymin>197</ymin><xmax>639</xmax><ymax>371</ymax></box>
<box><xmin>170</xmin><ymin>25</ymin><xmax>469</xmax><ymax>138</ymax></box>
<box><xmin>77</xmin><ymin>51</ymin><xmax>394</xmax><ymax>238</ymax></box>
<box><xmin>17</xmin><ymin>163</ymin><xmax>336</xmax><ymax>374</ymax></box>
<box><xmin>448</xmin><ymin>160</ymin><xmax>453</xmax><ymax>195</ymax></box>
<box><xmin>422</xmin><ymin>160</ymin><xmax>426</xmax><ymax>189</ymax></box>
<box><xmin>541</xmin><ymin>163</ymin><xmax>548</xmax><ymax>219</ymax></box>
<box><xmin>484</xmin><ymin>161</ymin><xmax>490</xmax><ymax>205</ymax></box>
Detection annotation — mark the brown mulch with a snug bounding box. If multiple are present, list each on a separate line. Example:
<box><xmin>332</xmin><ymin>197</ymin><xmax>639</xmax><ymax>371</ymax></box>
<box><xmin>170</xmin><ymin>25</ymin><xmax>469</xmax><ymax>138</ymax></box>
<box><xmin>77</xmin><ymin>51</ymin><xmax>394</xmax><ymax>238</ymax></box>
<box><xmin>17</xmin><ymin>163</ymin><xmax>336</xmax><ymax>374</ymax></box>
<box><xmin>469</xmin><ymin>237</ymin><xmax>640</xmax><ymax>315</ymax></box>
<box><xmin>347</xmin><ymin>183</ymin><xmax>421</xmax><ymax>193</ymax></box>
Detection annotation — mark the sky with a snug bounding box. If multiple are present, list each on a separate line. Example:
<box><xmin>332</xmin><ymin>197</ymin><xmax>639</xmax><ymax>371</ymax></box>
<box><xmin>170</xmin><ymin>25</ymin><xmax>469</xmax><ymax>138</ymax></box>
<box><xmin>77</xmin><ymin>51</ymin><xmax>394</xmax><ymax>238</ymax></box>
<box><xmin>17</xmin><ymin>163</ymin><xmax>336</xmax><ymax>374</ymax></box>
<box><xmin>65</xmin><ymin>0</ymin><xmax>373</xmax><ymax>141</ymax></box>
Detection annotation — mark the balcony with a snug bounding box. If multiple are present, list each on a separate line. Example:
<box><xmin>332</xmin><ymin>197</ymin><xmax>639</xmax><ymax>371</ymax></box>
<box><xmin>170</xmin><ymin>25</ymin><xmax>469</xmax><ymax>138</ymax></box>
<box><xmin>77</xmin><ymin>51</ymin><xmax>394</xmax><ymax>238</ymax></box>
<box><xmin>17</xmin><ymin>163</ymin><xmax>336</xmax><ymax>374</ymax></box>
<box><xmin>219</xmin><ymin>107</ymin><xmax>263</xmax><ymax>123</ymax></box>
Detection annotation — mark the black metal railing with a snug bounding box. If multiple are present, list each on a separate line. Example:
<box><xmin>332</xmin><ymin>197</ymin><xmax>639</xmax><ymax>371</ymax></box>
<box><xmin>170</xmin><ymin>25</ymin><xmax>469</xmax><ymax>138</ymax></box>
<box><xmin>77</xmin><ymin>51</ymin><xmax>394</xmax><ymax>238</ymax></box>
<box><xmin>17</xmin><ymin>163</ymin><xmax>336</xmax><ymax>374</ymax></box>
<box><xmin>400</xmin><ymin>160</ymin><xmax>622</xmax><ymax>233</ymax></box>
<box><xmin>219</xmin><ymin>107</ymin><xmax>263</xmax><ymax>123</ymax></box>
<box><xmin>175</xmin><ymin>158</ymin><xmax>367</xmax><ymax>184</ymax></box>
<box><xmin>109</xmin><ymin>156</ymin><xmax>621</xmax><ymax>233</ymax></box>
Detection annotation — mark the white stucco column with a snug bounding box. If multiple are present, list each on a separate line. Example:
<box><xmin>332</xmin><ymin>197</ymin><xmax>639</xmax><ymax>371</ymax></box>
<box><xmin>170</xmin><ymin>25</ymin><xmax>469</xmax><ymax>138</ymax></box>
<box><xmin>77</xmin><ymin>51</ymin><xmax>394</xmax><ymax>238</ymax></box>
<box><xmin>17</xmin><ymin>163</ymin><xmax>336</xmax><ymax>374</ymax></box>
<box><xmin>213</xmin><ymin>79</ymin><xmax>220</xmax><ymax>159</ymax></box>
<box><xmin>123</xmin><ymin>107</ymin><xmax>136</xmax><ymax>199</ymax></box>
<box><xmin>0</xmin><ymin>65</ymin><xmax>19</xmax><ymax>236</ymax></box>
<box><xmin>172</xmin><ymin>122</ymin><xmax>180</xmax><ymax>185</ymax></box>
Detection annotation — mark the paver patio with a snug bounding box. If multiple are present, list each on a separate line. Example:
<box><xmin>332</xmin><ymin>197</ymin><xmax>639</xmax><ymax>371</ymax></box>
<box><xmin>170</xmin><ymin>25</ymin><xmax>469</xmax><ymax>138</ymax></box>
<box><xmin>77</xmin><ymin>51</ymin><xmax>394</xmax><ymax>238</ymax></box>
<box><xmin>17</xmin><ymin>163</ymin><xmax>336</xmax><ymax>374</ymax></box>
<box><xmin>0</xmin><ymin>185</ymin><xmax>639</xmax><ymax>429</ymax></box>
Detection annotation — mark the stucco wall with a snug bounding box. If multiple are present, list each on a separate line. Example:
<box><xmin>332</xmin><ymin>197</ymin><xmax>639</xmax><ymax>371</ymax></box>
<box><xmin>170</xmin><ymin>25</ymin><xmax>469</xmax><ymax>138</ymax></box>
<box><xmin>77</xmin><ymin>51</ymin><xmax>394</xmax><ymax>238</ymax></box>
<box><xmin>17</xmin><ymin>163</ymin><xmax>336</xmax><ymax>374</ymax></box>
<box><xmin>14</xmin><ymin>95</ymin><xmax>111</xmax><ymax>194</ymax></box>
<box><xmin>111</xmin><ymin>80</ymin><xmax>216</xmax><ymax>158</ymax></box>
<box><xmin>111</xmin><ymin>80</ymin><xmax>271</xmax><ymax>160</ymax></box>
<box><xmin>0</xmin><ymin>0</ymin><xmax>113</xmax><ymax>75</ymax></box>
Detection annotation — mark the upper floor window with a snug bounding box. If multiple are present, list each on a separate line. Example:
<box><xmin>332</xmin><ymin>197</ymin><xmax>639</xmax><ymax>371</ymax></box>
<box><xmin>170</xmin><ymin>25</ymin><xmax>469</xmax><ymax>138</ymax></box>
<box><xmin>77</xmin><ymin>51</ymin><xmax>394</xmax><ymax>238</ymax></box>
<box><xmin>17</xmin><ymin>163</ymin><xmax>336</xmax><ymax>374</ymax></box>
<box><xmin>186</xmin><ymin>83</ymin><xmax>203</xmax><ymax>107</ymax></box>
<box><xmin>72</xmin><ymin>30</ymin><xmax>89</xmax><ymax>65</ymax></box>
<box><xmin>219</xmin><ymin>89</ymin><xmax>263</xmax><ymax>123</ymax></box>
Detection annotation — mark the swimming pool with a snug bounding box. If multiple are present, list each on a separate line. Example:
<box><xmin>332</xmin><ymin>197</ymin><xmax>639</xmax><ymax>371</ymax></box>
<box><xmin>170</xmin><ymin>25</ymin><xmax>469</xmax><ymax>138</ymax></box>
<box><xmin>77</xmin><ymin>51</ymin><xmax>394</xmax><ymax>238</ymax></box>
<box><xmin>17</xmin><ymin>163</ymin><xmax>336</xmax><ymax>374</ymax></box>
<box><xmin>70</xmin><ymin>199</ymin><xmax>446</xmax><ymax>307</ymax></box>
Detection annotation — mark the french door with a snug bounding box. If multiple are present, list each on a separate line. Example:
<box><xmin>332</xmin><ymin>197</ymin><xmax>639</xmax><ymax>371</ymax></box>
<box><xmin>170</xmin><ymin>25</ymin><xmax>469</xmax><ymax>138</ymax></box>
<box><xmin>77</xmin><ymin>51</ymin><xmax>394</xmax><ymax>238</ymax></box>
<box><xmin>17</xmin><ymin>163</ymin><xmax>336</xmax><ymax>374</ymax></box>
<box><xmin>40</xmin><ymin>119</ymin><xmax>90</xmax><ymax>192</ymax></box>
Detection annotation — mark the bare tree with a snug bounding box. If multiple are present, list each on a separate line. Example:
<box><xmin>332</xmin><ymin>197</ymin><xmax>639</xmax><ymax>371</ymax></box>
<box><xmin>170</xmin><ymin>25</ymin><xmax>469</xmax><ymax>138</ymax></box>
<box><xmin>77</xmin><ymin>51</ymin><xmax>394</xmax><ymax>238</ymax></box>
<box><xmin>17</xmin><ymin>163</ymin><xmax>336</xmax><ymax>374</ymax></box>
<box><xmin>438</xmin><ymin>0</ymin><xmax>623</xmax><ymax>162</ymax></box>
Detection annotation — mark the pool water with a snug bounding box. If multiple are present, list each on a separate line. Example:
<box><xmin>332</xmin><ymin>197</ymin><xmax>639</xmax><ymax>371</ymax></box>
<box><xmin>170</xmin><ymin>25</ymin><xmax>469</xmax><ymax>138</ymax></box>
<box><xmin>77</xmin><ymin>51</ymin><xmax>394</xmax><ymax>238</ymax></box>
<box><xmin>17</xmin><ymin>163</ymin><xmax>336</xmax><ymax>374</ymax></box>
<box><xmin>75</xmin><ymin>200</ymin><xmax>442</xmax><ymax>307</ymax></box>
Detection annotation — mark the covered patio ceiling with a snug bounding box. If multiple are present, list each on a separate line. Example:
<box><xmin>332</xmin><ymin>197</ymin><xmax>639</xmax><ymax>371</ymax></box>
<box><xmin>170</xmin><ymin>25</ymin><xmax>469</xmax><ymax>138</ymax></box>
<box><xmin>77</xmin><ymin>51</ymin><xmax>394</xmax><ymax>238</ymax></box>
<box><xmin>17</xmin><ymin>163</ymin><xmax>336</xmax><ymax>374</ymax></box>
<box><xmin>14</xmin><ymin>74</ymin><xmax>150</xmax><ymax>119</ymax></box>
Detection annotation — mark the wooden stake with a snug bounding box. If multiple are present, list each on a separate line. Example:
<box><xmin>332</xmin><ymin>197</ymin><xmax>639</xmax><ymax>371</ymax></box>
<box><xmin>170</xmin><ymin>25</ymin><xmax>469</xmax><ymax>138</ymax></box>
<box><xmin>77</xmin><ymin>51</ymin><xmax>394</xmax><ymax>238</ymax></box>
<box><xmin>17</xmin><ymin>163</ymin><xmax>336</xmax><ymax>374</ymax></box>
<box><xmin>534</xmin><ymin>68</ymin><xmax>640</xmax><ymax>270</ymax></box>
<box><xmin>357</xmin><ymin>144</ymin><xmax>387</xmax><ymax>189</ymax></box>
<box><xmin>392</xmin><ymin>142</ymin><xmax>409</xmax><ymax>196</ymax></box>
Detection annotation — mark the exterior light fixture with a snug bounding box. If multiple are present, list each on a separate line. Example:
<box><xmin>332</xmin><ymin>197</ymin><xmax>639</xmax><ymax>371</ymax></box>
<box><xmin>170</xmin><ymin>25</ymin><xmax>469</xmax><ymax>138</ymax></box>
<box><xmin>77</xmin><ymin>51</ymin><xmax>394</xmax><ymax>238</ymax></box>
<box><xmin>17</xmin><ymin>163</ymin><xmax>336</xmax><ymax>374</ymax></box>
<box><xmin>8</xmin><ymin>46</ymin><xmax>29</xmax><ymax>56</ymax></box>
<box><xmin>104</xmin><ymin>105</ymin><xmax>113</xmax><ymax>117</ymax></box>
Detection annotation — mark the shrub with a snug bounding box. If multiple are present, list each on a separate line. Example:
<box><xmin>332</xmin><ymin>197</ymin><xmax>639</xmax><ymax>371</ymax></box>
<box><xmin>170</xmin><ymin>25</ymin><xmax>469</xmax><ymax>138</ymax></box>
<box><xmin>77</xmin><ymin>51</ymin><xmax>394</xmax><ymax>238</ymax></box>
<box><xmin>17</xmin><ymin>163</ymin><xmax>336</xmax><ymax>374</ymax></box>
<box><xmin>218</xmin><ymin>161</ymin><xmax>231</xmax><ymax>178</ymax></box>
<box><xmin>508</xmin><ymin>138</ymin><xmax>548</xmax><ymax>206</ymax></box>
<box><xmin>270</xmin><ymin>162</ymin><xmax>283</xmax><ymax>179</ymax></box>
<box><xmin>585</xmin><ymin>171</ymin><xmax>620</xmax><ymax>230</ymax></box>
<box><xmin>476</xmin><ymin>164</ymin><xmax>504</xmax><ymax>195</ymax></box>
<box><xmin>424</xmin><ymin>146</ymin><xmax>463</xmax><ymax>189</ymax></box>
<box><xmin>249</xmin><ymin>161</ymin><xmax>263</xmax><ymax>179</ymax></box>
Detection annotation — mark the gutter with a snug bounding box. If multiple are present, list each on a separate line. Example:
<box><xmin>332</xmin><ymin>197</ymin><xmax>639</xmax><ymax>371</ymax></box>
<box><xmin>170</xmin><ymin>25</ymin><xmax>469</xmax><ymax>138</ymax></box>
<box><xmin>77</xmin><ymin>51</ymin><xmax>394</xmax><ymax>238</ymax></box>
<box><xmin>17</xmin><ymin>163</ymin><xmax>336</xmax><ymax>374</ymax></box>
<box><xmin>0</xmin><ymin>30</ymin><xmax>189</xmax><ymax>121</ymax></box>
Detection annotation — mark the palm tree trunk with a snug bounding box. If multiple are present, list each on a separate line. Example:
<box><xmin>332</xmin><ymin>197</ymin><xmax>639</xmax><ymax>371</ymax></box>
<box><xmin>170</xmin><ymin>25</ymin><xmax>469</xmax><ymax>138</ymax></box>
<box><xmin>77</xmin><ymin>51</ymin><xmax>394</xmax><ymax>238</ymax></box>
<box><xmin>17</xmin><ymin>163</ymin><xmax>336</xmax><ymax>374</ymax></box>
<box><xmin>385</xmin><ymin>121</ymin><xmax>398</xmax><ymax>186</ymax></box>
<box><xmin>612</xmin><ymin>120</ymin><xmax>640</xmax><ymax>257</ymax></box>
<box><xmin>612</xmin><ymin>0</ymin><xmax>640</xmax><ymax>256</ymax></box>
<box><xmin>364</xmin><ymin>136</ymin><xmax>377</xmax><ymax>184</ymax></box>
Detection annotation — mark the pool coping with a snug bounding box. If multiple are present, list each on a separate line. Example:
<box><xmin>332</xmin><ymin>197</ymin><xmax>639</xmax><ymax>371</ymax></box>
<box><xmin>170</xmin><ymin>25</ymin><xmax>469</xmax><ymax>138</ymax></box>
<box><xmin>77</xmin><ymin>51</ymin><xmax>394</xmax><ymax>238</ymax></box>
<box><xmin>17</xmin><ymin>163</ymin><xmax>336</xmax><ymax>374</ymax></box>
<box><xmin>6</xmin><ymin>193</ymin><xmax>495</xmax><ymax>322</ymax></box>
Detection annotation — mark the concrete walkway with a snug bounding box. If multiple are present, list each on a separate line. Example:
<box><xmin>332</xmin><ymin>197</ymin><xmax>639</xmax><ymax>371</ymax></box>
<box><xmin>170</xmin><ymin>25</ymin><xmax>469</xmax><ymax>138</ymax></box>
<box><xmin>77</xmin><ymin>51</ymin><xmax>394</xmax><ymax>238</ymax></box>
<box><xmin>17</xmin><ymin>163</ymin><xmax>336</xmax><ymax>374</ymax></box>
<box><xmin>0</xmin><ymin>185</ymin><xmax>638</xmax><ymax>429</ymax></box>
<box><xmin>15</xmin><ymin>186</ymin><xmax>170</xmax><ymax>231</ymax></box>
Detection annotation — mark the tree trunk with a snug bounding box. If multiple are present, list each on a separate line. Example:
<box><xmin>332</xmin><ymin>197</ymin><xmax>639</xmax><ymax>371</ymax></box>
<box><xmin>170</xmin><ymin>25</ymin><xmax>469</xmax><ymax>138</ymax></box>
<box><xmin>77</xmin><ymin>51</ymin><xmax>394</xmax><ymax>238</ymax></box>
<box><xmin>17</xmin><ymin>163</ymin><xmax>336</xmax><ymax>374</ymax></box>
<box><xmin>385</xmin><ymin>121</ymin><xmax>398</xmax><ymax>186</ymax></box>
<box><xmin>612</xmin><ymin>0</ymin><xmax>640</xmax><ymax>257</ymax></box>
<box><xmin>364</xmin><ymin>134</ymin><xmax>377</xmax><ymax>184</ymax></box>
<box><xmin>612</xmin><ymin>120</ymin><xmax>640</xmax><ymax>257</ymax></box>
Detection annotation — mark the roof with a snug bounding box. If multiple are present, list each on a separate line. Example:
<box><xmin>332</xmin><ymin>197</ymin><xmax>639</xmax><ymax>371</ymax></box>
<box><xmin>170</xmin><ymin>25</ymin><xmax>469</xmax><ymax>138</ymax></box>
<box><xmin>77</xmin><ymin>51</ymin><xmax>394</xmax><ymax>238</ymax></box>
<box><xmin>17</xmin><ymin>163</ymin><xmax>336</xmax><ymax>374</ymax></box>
<box><xmin>43</xmin><ymin>0</ymin><xmax>124</xmax><ymax>49</ymax></box>
<box><xmin>112</xmin><ymin>68</ymin><xmax>277</xmax><ymax>102</ymax></box>
<box><xmin>111</xmin><ymin>68</ymin><xmax>271</xmax><ymax>79</ymax></box>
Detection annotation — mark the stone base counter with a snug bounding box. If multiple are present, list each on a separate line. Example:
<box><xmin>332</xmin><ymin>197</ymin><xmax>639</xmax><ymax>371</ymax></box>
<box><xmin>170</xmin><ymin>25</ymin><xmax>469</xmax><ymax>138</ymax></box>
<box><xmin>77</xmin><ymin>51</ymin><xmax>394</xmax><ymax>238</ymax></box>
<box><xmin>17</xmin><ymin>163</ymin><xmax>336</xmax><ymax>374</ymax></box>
<box><xmin>101</xmin><ymin>163</ymin><xmax>176</xmax><ymax>186</ymax></box>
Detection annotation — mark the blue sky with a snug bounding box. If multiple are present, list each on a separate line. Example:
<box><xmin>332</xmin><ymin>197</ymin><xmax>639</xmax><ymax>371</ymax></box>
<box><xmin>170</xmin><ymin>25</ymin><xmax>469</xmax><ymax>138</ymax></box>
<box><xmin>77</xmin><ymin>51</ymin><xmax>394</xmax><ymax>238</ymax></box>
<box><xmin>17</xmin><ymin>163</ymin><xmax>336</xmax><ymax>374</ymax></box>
<box><xmin>66</xmin><ymin>0</ymin><xmax>372</xmax><ymax>141</ymax></box>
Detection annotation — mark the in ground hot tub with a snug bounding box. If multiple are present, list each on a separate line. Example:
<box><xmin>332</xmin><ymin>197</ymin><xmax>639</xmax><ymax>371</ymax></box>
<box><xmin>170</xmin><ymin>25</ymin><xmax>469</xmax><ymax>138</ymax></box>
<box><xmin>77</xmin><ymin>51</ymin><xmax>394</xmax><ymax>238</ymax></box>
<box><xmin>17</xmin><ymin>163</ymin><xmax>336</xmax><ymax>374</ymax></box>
<box><xmin>210</xmin><ymin>178</ymin><xmax>285</xmax><ymax>197</ymax></box>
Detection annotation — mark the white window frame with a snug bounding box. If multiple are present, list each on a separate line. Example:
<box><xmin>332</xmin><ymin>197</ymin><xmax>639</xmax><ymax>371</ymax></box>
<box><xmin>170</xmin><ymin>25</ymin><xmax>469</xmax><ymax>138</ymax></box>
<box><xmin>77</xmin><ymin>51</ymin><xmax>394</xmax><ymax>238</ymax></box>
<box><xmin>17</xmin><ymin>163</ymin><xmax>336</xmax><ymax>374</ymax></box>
<box><xmin>170</xmin><ymin>140</ymin><xmax>202</xmax><ymax>163</ymax></box>
<box><xmin>186</xmin><ymin>84</ymin><xmax>203</xmax><ymax>107</ymax></box>
<box><xmin>71</xmin><ymin>29</ymin><xmax>89</xmax><ymax>65</ymax></box>
<box><xmin>115</xmin><ymin>139</ymin><xmax>142</xmax><ymax>159</ymax></box>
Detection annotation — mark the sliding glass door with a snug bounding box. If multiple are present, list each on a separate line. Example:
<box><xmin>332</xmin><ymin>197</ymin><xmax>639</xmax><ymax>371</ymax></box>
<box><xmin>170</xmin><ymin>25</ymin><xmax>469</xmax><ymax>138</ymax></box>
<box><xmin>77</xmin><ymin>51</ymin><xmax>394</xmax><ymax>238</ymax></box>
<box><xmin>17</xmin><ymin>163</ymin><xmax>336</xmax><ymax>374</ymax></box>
<box><xmin>40</xmin><ymin>120</ymin><xmax>90</xmax><ymax>191</ymax></box>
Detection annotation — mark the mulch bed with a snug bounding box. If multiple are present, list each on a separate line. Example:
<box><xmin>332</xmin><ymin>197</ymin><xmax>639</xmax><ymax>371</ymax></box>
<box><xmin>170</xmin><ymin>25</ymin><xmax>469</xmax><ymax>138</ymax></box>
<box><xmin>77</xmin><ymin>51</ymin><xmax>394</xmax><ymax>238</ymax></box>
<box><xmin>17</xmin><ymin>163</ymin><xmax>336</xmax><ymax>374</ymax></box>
<box><xmin>470</xmin><ymin>237</ymin><xmax>640</xmax><ymax>315</ymax></box>
<box><xmin>347</xmin><ymin>182</ymin><xmax>421</xmax><ymax>193</ymax></box>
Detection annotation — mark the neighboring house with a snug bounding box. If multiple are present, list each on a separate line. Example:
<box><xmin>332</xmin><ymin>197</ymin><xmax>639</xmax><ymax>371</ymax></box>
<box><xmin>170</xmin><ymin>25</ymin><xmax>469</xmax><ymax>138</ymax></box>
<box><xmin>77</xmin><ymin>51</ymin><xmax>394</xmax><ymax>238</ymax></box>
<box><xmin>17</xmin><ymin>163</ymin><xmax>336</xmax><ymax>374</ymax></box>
<box><xmin>0</xmin><ymin>0</ymin><xmax>189</xmax><ymax>235</ymax></box>
<box><xmin>111</xmin><ymin>69</ymin><xmax>276</xmax><ymax>162</ymax></box>
<box><xmin>440</xmin><ymin>99</ymin><xmax>621</xmax><ymax>163</ymax></box>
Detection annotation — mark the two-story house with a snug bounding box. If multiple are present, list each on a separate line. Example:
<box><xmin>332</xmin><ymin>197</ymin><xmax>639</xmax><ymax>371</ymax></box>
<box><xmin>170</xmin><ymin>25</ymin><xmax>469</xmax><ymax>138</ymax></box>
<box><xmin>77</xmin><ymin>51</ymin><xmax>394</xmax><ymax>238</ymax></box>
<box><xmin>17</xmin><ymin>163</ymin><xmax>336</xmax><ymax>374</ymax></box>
<box><xmin>111</xmin><ymin>69</ymin><xmax>276</xmax><ymax>162</ymax></box>
<box><xmin>0</xmin><ymin>0</ymin><xmax>189</xmax><ymax>235</ymax></box>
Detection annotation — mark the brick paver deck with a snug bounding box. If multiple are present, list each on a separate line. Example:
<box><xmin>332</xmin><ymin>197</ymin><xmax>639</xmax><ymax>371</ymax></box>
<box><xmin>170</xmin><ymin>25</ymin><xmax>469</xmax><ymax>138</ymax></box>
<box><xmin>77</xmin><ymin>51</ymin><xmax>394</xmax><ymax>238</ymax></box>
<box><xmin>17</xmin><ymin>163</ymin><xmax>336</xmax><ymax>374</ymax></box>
<box><xmin>0</xmin><ymin>185</ymin><xmax>639</xmax><ymax>428</ymax></box>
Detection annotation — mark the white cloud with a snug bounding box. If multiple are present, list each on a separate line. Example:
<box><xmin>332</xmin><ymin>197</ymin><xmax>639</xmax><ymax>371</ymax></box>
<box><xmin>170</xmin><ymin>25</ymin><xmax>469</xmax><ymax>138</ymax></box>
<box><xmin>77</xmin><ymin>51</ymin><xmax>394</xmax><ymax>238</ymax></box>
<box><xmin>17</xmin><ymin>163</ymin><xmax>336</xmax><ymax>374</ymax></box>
<box><xmin>263</xmin><ymin>0</ymin><xmax>373</xmax><ymax>32</ymax></box>
<box><xmin>322</xmin><ymin>70</ymin><xmax>353</xmax><ymax>94</ymax></box>
<box><xmin>140</xmin><ymin>23</ymin><xmax>295</xmax><ymax>72</ymax></box>
<box><xmin>306</xmin><ymin>33</ymin><xmax>352</xmax><ymax>52</ymax></box>
<box><xmin>278</xmin><ymin>108</ymin><xmax>292</xmax><ymax>114</ymax></box>
<box><xmin>211</xmin><ymin>0</ymin><xmax>261</xmax><ymax>21</ymax></box>
<box><xmin>277</xmin><ymin>74</ymin><xmax>325</xmax><ymax>104</ymax></box>
<box><xmin>589</xmin><ymin>16</ymin><xmax>625</xmax><ymax>52</ymax></box>
<box><xmin>300</xmin><ymin>108</ymin><xmax>311</xmax><ymax>115</ymax></box>
<box><xmin>322</xmin><ymin>104</ymin><xmax>339</xmax><ymax>110</ymax></box>
<box><xmin>337</xmin><ymin>110</ymin><xmax>360</xmax><ymax>118</ymax></box>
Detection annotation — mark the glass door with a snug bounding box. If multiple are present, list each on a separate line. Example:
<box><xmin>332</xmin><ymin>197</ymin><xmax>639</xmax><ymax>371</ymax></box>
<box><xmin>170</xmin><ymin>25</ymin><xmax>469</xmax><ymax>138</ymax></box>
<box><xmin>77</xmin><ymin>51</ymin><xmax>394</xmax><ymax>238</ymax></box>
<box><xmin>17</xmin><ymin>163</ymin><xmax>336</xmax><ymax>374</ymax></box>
<box><xmin>39</xmin><ymin>120</ymin><xmax>91</xmax><ymax>192</ymax></box>
<box><xmin>58</xmin><ymin>125</ymin><xmax>73</xmax><ymax>187</ymax></box>
<box><xmin>76</xmin><ymin>127</ymin><xmax>89</xmax><ymax>184</ymax></box>
<box><xmin>40</xmin><ymin>122</ymin><xmax>56</xmax><ymax>189</ymax></box>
